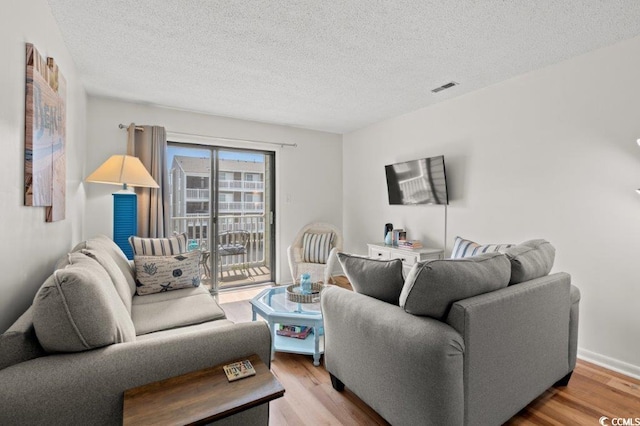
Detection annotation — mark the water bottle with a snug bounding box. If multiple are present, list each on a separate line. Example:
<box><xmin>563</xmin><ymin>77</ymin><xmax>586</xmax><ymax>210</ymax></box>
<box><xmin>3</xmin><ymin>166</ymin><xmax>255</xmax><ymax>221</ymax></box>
<box><xmin>384</xmin><ymin>231</ymin><xmax>393</xmax><ymax>245</ymax></box>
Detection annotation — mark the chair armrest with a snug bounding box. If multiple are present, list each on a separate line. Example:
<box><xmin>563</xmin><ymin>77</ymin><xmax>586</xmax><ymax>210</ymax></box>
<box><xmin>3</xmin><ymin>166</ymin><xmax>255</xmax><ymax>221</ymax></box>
<box><xmin>286</xmin><ymin>245</ymin><xmax>297</xmax><ymax>283</ymax></box>
<box><xmin>321</xmin><ymin>286</ymin><xmax>464</xmax><ymax>426</ymax></box>
<box><xmin>324</xmin><ymin>247</ymin><xmax>339</xmax><ymax>284</ymax></box>
<box><xmin>0</xmin><ymin>321</ymin><xmax>271</xmax><ymax>425</ymax></box>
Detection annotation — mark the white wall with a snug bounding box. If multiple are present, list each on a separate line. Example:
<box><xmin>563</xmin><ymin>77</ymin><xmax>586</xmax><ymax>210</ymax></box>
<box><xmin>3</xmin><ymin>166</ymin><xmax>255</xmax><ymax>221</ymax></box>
<box><xmin>86</xmin><ymin>97</ymin><xmax>342</xmax><ymax>284</ymax></box>
<box><xmin>0</xmin><ymin>0</ymin><xmax>87</xmax><ymax>332</ymax></box>
<box><xmin>344</xmin><ymin>36</ymin><xmax>640</xmax><ymax>378</ymax></box>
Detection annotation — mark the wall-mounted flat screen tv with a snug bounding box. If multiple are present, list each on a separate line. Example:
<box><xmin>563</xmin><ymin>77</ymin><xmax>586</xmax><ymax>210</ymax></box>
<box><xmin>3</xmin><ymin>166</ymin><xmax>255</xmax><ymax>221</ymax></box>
<box><xmin>385</xmin><ymin>155</ymin><xmax>449</xmax><ymax>205</ymax></box>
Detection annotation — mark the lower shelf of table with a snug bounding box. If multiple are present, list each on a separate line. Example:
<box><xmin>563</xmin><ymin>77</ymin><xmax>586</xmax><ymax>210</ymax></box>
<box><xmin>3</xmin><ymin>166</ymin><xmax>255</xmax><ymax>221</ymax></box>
<box><xmin>273</xmin><ymin>332</ymin><xmax>325</xmax><ymax>356</ymax></box>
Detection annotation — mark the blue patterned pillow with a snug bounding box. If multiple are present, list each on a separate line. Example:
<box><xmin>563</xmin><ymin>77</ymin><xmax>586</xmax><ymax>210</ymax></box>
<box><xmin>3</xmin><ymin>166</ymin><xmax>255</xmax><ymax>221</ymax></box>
<box><xmin>134</xmin><ymin>250</ymin><xmax>201</xmax><ymax>295</ymax></box>
<box><xmin>451</xmin><ymin>236</ymin><xmax>514</xmax><ymax>259</ymax></box>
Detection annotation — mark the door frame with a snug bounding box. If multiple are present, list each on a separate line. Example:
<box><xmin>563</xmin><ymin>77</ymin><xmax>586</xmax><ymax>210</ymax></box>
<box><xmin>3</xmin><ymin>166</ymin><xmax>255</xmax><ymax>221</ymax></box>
<box><xmin>167</xmin><ymin>142</ymin><xmax>276</xmax><ymax>295</ymax></box>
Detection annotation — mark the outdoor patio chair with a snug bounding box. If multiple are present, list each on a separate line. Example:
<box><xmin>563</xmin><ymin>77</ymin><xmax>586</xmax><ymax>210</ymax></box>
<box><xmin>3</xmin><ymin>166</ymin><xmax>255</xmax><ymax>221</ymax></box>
<box><xmin>218</xmin><ymin>230</ymin><xmax>251</xmax><ymax>281</ymax></box>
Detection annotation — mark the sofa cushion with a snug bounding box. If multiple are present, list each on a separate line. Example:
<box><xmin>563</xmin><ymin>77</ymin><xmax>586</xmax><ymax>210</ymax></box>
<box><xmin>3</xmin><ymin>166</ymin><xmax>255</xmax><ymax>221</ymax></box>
<box><xmin>129</xmin><ymin>233</ymin><xmax>188</xmax><ymax>256</ymax></box>
<box><xmin>505</xmin><ymin>239</ymin><xmax>555</xmax><ymax>284</ymax></box>
<box><xmin>400</xmin><ymin>252</ymin><xmax>511</xmax><ymax>320</ymax></box>
<box><xmin>72</xmin><ymin>235</ymin><xmax>136</xmax><ymax>296</ymax></box>
<box><xmin>303</xmin><ymin>232</ymin><xmax>334</xmax><ymax>264</ymax></box>
<box><xmin>32</xmin><ymin>252</ymin><xmax>136</xmax><ymax>353</ymax></box>
<box><xmin>131</xmin><ymin>286</ymin><xmax>226</xmax><ymax>335</ymax></box>
<box><xmin>0</xmin><ymin>307</ymin><xmax>46</xmax><ymax>371</ymax></box>
<box><xmin>134</xmin><ymin>250</ymin><xmax>201</xmax><ymax>295</ymax></box>
<box><xmin>135</xmin><ymin>318</ymin><xmax>235</xmax><ymax>341</ymax></box>
<box><xmin>79</xmin><ymin>249</ymin><xmax>134</xmax><ymax>313</ymax></box>
<box><xmin>450</xmin><ymin>236</ymin><xmax>514</xmax><ymax>259</ymax></box>
<box><xmin>337</xmin><ymin>252</ymin><xmax>405</xmax><ymax>304</ymax></box>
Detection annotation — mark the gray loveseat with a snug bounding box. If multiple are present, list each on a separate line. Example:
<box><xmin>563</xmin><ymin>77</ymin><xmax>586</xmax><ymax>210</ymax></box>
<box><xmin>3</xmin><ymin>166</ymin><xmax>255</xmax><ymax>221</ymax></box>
<box><xmin>323</xmin><ymin>240</ymin><xmax>580</xmax><ymax>426</ymax></box>
<box><xmin>0</xmin><ymin>235</ymin><xmax>271</xmax><ymax>425</ymax></box>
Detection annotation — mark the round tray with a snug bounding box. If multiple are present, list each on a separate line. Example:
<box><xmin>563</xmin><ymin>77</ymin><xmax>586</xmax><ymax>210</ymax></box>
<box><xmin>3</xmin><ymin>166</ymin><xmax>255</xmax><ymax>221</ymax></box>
<box><xmin>286</xmin><ymin>283</ymin><xmax>324</xmax><ymax>303</ymax></box>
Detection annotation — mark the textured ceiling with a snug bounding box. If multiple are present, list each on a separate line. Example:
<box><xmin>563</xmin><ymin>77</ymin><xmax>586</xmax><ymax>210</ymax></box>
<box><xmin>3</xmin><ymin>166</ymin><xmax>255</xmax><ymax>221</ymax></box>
<box><xmin>47</xmin><ymin>0</ymin><xmax>640</xmax><ymax>134</ymax></box>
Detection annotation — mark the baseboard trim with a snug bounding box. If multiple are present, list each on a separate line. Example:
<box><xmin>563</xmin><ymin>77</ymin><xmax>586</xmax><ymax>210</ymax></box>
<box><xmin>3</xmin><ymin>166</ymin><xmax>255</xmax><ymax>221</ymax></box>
<box><xmin>578</xmin><ymin>348</ymin><xmax>640</xmax><ymax>380</ymax></box>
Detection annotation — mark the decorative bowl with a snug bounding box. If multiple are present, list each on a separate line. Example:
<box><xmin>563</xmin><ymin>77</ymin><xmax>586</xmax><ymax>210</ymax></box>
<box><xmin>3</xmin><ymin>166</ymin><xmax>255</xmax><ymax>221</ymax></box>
<box><xmin>286</xmin><ymin>283</ymin><xmax>324</xmax><ymax>303</ymax></box>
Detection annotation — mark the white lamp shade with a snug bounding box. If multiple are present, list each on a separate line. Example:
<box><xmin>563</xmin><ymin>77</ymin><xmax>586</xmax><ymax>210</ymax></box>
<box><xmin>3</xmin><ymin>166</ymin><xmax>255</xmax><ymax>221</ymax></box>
<box><xmin>86</xmin><ymin>155</ymin><xmax>159</xmax><ymax>188</ymax></box>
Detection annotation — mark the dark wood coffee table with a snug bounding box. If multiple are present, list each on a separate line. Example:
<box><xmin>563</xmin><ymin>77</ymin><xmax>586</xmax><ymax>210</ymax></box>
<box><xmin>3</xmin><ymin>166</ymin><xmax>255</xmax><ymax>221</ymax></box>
<box><xmin>123</xmin><ymin>354</ymin><xmax>284</xmax><ymax>425</ymax></box>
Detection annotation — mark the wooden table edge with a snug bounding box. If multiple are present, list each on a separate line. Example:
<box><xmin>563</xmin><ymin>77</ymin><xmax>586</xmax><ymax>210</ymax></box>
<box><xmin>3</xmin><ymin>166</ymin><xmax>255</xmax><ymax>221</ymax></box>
<box><xmin>123</xmin><ymin>354</ymin><xmax>285</xmax><ymax>426</ymax></box>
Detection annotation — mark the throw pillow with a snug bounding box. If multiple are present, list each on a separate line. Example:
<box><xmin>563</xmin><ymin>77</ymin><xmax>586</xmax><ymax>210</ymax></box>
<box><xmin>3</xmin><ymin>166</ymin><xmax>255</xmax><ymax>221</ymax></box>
<box><xmin>134</xmin><ymin>250</ymin><xmax>201</xmax><ymax>295</ymax></box>
<box><xmin>32</xmin><ymin>252</ymin><xmax>136</xmax><ymax>353</ymax></box>
<box><xmin>79</xmin><ymin>249</ymin><xmax>134</xmax><ymax>313</ymax></box>
<box><xmin>337</xmin><ymin>253</ymin><xmax>404</xmax><ymax>304</ymax></box>
<box><xmin>450</xmin><ymin>236</ymin><xmax>514</xmax><ymax>259</ymax></box>
<box><xmin>505</xmin><ymin>239</ymin><xmax>556</xmax><ymax>284</ymax></box>
<box><xmin>71</xmin><ymin>234</ymin><xmax>137</xmax><ymax>295</ymax></box>
<box><xmin>302</xmin><ymin>232</ymin><xmax>334</xmax><ymax>264</ymax></box>
<box><xmin>129</xmin><ymin>233</ymin><xmax>188</xmax><ymax>256</ymax></box>
<box><xmin>399</xmin><ymin>252</ymin><xmax>511</xmax><ymax>320</ymax></box>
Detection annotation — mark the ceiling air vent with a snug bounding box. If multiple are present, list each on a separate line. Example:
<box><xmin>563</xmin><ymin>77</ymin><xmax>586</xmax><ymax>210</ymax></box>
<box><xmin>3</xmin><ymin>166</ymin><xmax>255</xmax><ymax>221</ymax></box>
<box><xmin>431</xmin><ymin>81</ymin><xmax>458</xmax><ymax>93</ymax></box>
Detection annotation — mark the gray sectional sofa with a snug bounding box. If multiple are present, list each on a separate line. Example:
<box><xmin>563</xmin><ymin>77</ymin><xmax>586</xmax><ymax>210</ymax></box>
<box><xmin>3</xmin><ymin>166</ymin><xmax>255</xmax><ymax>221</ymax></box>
<box><xmin>0</xmin><ymin>235</ymin><xmax>271</xmax><ymax>425</ymax></box>
<box><xmin>325</xmin><ymin>240</ymin><xmax>580</xmax><ymax>426</ymax></box>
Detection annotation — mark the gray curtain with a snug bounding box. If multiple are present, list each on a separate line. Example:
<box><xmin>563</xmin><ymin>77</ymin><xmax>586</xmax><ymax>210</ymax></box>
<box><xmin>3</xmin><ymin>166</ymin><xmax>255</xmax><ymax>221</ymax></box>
<box><xmin>132</xmin><ymin>125</ymin><xmax>170</xmax><ymax>237</ymax></box>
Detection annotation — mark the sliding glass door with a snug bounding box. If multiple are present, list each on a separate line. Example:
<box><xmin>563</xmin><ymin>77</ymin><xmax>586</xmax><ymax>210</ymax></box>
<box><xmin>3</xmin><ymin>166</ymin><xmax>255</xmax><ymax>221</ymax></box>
<box><xmin>167</xmin><ymin>144</ymin><xmax>275</xmax><ymax>295</ymax></box>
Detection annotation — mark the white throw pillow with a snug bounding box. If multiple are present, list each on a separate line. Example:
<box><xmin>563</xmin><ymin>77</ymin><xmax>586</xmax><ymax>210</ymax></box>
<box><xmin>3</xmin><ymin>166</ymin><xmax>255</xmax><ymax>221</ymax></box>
<box><xmin>302</xmin><ymin>232</ymin><xmax>334</xmax><ymax>264</ymax></box>
<box><xmin>134</xmin><ymin>250</ymin><xmax>201</xmax><ymax>295</ymax></box>
<box><xmin>129</xmin><ymin>233</ymin><xmax>188</xmax><ymax>256</ymax></box>
<box><xmin>450</xmin><ymin>236</ymin><xmax>514</xmax><ymax>259</ymax></box>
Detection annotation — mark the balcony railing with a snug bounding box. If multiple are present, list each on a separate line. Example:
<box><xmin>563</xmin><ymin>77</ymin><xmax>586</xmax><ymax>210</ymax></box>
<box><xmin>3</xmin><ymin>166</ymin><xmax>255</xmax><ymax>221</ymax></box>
<box><xmin>218</xmin><ymin>180</ymin><xmax>264</xmax><ymax>190</ymax></box>
<box><xmin>183</xmin><ymin>182</ymin><xmax>264</xmax><ymax>201</ymax></box>
<box><xmin>185</xmin><ymin>188</ymin><xmax>209</xmax><ymax>198</ymax></box>
<box><xmin>179</xmin><ymin>202</ymin><xmax>263</xmax><ymax>216</ymax></box>
<box><xmin>218</xmin><ymin>202</ymin><xmax>264</xmax><ymax>212</ymax></box>
<box><xmin>169</xmin><ymin>214</ymin><xmax>266</xmax><ymax>269</ymax></box>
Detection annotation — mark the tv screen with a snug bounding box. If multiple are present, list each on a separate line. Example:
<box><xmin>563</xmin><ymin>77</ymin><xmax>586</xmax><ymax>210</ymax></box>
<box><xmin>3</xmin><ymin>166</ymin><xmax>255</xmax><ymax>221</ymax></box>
<box><xmin>385</xmin><ymin>155</ymin><xmax>449</xmax><ymax>205</ymax></box>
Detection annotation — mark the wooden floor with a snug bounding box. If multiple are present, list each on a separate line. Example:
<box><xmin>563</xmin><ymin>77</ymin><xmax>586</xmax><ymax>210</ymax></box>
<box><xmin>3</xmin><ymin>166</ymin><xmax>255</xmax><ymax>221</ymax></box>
<box><xmin>219</xmin><ymin>282</ymin><xmax>640</xmax><ymax>426</ymax></box>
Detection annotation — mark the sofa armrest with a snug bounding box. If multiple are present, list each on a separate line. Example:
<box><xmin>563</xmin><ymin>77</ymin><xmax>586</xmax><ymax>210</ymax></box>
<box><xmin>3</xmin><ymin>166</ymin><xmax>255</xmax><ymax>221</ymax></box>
<box><xmin>0</xmin><ymin>321</ymin><xmax>271</xmax><ymax>426</ymax></box>
<box><xmin>321</xmin><ymin>286</ymin><xmax>464</xmax><ymax>426</ymax></box>
<box><xmin>446</xmin><ymin>272</ymin><xmax>573</xmax><ymax>426</ymax></box>
<box><xmin>569</xmin><ymin>284</ymin><xmax>580</xmax><ymax>371</ymax></box>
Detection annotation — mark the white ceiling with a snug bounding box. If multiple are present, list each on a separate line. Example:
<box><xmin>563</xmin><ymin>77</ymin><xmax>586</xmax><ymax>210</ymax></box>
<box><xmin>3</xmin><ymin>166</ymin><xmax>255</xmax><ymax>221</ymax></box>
<box><xmin>47</xmin><ymin>1</ymin><xmax>640</xmax><ymax>134</ymax></box>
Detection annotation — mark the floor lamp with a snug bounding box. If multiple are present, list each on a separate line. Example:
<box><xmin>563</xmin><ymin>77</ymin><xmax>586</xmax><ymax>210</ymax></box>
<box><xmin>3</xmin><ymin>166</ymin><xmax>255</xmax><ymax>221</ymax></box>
<box><xmin>86</xmin><ymin>155</ymin><xmax>159</xmax><ymax>259</ymax></box>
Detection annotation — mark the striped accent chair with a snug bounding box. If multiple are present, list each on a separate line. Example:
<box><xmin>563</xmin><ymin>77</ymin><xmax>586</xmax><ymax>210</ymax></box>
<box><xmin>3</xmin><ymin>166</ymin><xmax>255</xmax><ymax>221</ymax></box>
<box><xmin>287</xmin><ymin>222</ymin><xmax>343</xmax><ymax>284</ymax></box>
<box><xmin>450</xmin><ymin>236</ymin><xmax>514</xmax><ymax>259</ymax></box>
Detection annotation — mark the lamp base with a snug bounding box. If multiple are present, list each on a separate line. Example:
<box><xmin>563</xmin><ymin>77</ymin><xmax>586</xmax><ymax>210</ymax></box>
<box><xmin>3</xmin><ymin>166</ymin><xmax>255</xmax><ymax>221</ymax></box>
<box><xmin>113</xmin><ymin>191</ymin><xmax>137</xmax><ymax>260</ymax></box>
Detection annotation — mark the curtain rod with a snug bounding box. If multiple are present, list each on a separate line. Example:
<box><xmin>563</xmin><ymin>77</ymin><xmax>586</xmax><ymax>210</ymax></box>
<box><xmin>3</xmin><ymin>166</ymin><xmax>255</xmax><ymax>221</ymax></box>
<box><xmin>118</xmin><ymin>124</ymin><xmax>297</xmax><ymax>148</ymax></box>
<box><xmin>118</xmin><ymin>123</ymin><xmax>144</xmax><ymax>131</ymax></box>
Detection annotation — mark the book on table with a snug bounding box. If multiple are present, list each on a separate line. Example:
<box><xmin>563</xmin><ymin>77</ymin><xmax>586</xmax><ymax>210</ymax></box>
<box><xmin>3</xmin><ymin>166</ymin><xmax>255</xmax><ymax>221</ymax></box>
<box><xmin>399</xmin><ymin>240</ymin><xmax>423</xmax><ymax>248</ymax></box>
<box><xmin>276</xmin><ymin>324</ymin><xmax>312</xmax><ymax>339</ymax></box>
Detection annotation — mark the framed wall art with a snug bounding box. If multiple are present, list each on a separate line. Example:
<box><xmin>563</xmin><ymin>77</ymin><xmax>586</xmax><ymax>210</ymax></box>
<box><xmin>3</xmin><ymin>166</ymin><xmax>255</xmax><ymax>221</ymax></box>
<box><xmin>24</xmin><ymin>43</ymin><xmax>66</xmax><ymax>222</ymax></box>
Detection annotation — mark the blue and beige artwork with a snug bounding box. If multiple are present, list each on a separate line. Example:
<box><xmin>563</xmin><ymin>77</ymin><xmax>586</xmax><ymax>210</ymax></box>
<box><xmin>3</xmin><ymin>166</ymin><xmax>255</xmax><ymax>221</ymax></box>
<box><xmin>24</xmin><ymin>43</ymin><xmax>66</xmax><ymax>222</ymax></box>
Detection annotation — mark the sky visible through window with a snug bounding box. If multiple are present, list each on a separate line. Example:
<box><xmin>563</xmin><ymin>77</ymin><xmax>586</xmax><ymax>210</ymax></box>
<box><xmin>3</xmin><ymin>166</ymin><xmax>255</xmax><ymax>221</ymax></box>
<box><xmin>166</xmin><ymin>146</ymin><xmax>264</xmax><ymax>170</ymax></box>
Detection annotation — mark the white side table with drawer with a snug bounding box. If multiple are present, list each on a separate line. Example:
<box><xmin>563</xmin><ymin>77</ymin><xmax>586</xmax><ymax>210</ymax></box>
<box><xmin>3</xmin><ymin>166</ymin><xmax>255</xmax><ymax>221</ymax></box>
<box><xmin>367</xmin><ymin>243</ymin><xmax>444</xmax><ymax>276</ymax></box>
